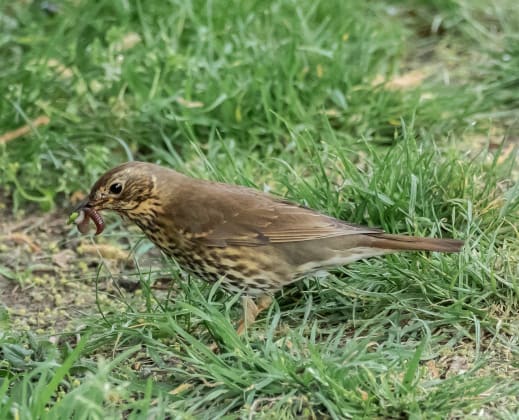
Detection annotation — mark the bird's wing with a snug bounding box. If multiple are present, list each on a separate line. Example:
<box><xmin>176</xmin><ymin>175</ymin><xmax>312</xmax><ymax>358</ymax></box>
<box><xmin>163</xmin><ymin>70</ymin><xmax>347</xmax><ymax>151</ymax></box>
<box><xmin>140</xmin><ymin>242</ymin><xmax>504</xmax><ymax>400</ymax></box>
<box><xmin>171</xmin><ymin>182</ymin><xmax>382</xmax><ymax>247</ymax></box>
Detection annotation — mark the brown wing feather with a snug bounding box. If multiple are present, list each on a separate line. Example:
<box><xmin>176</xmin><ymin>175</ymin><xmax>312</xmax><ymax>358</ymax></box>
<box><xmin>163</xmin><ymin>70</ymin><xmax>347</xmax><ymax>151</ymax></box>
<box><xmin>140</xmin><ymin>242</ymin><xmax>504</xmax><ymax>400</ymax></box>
<box><xmin>169</xmin><ymin>178</ymin><xmax>381</xmax><ymax>247</ymax></box>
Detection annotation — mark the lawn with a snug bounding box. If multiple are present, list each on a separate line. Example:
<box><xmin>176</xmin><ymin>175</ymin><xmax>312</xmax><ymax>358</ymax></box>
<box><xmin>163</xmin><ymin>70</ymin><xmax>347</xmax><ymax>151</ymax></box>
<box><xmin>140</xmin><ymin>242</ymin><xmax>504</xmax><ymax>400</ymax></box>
<box><xmin>0</xmin><ymin>0</ymin><xmax>518</xmax><ymax>418</ymax></box>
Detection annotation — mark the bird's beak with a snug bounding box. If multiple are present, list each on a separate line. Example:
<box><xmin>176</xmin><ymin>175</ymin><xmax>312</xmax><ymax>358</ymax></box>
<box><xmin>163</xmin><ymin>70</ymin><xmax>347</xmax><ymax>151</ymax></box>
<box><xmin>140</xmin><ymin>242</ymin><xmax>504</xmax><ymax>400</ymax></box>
<box><xmin>72</xmin><ymin>196</ymin><xmax>93</xmax><ymax>212</ymax></box>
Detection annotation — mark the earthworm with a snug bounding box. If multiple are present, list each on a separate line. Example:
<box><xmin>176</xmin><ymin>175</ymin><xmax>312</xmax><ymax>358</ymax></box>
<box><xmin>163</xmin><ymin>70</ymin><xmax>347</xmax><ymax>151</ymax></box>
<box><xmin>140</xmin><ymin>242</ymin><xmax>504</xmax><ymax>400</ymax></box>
<box><xmin>84</xmin><ymin>207</ymin><xmax>104</xmax><ymax>235</ymax></box>
<box><xmin>75</xmin><ymin>207</ymin><xmax>105</xmax><ymax>235</ymax></box>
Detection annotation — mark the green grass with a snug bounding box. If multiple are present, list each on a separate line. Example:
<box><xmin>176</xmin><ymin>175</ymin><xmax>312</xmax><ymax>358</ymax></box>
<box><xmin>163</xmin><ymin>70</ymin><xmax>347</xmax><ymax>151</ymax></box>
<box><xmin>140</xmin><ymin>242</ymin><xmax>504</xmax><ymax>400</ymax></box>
<box><xmin>1</xmin><ymin>0</ymin><xmax>518</xmax><ymax>418</ymax></box>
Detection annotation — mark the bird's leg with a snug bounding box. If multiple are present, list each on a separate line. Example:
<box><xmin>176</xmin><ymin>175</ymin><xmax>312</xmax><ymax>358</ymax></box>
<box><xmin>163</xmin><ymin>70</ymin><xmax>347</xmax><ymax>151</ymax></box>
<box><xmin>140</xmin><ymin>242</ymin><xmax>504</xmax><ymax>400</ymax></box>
<box><xmin>236</xmin><ymin>294</ymin><xmax>273</xmax><ymax>335</ymax></box>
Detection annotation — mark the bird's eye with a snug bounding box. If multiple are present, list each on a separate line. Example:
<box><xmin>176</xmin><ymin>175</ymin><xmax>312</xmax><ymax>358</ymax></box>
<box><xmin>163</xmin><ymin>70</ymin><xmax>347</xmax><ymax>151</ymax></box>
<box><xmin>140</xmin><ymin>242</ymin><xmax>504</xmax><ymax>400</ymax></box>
<box><xmin>109</xmin><ymin>183</ymin><xmax>123</xmax><ymax>194</ymax></box>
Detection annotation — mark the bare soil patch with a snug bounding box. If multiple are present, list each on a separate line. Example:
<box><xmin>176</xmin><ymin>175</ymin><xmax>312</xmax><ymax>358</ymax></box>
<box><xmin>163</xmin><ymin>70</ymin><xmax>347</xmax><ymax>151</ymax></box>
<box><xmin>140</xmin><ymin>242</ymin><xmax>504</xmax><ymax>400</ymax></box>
<box><xmin>0</xmin><ymin>210</ymin><xmax>163</xmax><ymax>334</ymax></box>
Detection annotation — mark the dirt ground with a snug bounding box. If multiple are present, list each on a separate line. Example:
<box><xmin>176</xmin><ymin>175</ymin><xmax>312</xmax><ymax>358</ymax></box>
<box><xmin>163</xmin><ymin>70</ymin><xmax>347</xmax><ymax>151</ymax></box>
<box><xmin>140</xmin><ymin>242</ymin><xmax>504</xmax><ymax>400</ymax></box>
<box><xmin>0</xmin><ymin>208</ymin><xmax>167</xmax><ymax>335</ymax></box>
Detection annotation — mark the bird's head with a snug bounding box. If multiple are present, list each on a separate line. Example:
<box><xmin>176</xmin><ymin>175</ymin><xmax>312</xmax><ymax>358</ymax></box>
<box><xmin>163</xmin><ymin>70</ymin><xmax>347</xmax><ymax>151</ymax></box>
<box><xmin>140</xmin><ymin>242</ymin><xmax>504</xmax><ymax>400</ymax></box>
<box><xmin>75</xmin><ymin>161</ymin><xmax>158</xmax><ymax>214</ymax></box>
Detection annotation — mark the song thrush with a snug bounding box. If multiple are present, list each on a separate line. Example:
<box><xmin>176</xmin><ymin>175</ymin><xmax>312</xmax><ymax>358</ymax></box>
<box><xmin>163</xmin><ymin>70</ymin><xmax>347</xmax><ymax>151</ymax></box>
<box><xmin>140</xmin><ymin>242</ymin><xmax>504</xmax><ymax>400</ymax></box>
<box><xmin>72</xmin><ymin>161</ymin><xmax>463</xmax><ymax>332</ymax></box>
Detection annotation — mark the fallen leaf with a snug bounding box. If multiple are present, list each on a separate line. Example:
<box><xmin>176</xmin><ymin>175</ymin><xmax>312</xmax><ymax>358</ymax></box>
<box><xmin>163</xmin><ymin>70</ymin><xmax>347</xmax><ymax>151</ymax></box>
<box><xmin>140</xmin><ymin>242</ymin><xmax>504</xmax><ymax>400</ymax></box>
<box><xmin>385</xmin><ymin>69</ymin><xmax>427</xmax><ymax>90</ymax></box>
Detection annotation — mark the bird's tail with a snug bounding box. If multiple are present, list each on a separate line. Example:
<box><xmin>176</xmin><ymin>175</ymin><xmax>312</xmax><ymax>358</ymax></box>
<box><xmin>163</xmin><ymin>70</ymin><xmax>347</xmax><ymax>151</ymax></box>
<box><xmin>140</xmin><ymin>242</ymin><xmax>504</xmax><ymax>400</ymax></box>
<box><xmin>365</xmin><ymin>233</ymin><xmax>464</xmax><ymax>253</ymax></box>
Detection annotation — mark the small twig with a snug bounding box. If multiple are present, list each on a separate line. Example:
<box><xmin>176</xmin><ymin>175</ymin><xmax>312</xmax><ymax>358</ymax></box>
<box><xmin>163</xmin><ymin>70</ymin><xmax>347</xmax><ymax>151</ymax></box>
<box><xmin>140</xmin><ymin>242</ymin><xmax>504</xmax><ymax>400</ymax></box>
<box><xmin>6</xmin><ymin>232</ymin><xmax>42</xmax><ymax>253</ymax></box>
<box><xmin>0</xmin><ymin>115</ymin><xmax>50</xmax><ymax>144</ymax></box>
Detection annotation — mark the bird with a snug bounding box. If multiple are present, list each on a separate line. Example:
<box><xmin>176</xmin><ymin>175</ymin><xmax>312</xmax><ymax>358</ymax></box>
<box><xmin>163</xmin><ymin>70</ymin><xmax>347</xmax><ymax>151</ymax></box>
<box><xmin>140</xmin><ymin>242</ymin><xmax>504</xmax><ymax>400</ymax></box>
<box><xmin>72</xmin><ymin>161</ymin><xmax>464</xmax><ymax>333</ymax></box>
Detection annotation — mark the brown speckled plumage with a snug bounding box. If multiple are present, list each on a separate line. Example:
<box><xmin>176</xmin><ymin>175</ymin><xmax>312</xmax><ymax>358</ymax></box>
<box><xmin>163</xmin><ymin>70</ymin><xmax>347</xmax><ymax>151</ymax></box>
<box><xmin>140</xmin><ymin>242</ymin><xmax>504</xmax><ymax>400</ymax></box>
<box><xmin>73</xmin><ymin>161</ymin><xmax>464</xmax><ymax>331</ymax></box>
